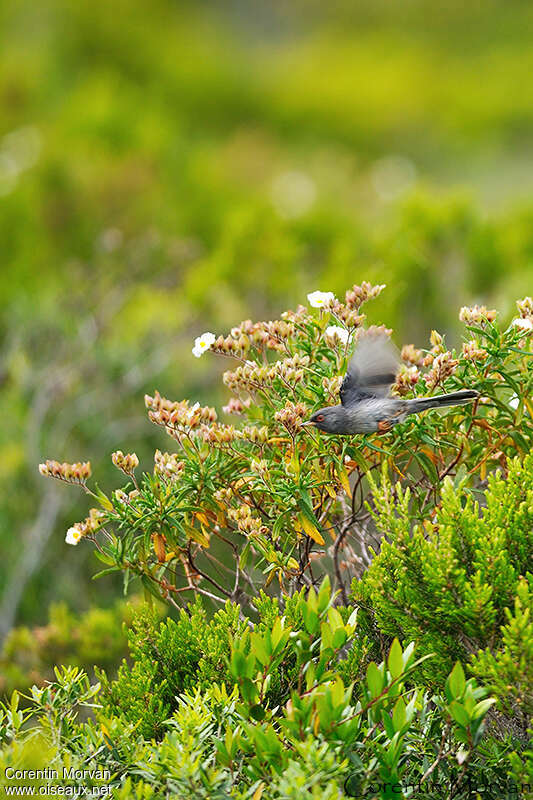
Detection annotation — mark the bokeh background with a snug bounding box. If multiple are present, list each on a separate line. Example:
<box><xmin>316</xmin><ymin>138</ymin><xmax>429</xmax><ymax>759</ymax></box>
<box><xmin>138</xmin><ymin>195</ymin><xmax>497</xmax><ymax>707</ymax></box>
<box><xmin>1</xmin><ymin>0</ymin><xmax>533</xmax><ymax>640</ymax></box>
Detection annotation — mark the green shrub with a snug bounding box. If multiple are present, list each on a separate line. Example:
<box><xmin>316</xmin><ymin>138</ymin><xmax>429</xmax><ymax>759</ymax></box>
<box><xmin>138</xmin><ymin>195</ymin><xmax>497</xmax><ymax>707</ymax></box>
<box><xmin>7</xmin><ymin>285</ymin><xmax>531</xmax><ymax>795</ymax></box>
<box><xmin>97</xmin><ymin>599</ymin><xmax>246</xmax><ymax>739</ymax></box>
<box><xmin>1</xmin><ymin>585</ymin><xmax>513</xmax><ymax>799</ymax></box>
<box><xmin>353</xmin><ymin>453</ymin><xmax>533</xmax><ymax>719</ymax></box>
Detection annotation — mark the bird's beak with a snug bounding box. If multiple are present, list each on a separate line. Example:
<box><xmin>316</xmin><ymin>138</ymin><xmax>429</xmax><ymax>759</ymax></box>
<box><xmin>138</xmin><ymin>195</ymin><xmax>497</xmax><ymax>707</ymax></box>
<box><xmin>300</xmin><ymin>420</ymin><xmax>316</xmax><ymax>427</ymax></box>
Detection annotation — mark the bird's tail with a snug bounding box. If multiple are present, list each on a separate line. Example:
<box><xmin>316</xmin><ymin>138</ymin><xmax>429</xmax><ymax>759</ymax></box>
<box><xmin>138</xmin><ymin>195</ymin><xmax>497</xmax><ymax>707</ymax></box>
<box><xmin>407</xmin><ymin>389</ymin><xmax>479</xmax><ymax>415</ymax></box>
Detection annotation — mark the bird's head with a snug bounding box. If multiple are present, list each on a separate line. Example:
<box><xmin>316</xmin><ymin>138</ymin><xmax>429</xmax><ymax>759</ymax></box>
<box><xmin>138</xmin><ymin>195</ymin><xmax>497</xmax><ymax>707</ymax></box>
<box><xmin>301</xmin><ymin>405</ymin><xmax>346</xmax><ymax>434</ymax></box>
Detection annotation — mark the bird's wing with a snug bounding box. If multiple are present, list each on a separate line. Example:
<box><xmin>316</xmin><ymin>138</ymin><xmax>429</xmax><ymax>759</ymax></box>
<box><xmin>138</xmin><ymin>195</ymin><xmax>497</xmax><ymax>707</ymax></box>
<box><xmin>339</xmin><ymin>332</ymin><xmax>399</xmax><ymax>406</ymax></box>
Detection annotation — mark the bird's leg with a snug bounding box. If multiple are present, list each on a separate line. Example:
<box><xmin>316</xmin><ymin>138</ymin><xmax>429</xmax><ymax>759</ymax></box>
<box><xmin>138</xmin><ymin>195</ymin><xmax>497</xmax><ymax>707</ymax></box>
<box><xmin>377</xmin><ymin>419</ymin><xmax>393</xmax><ymax>433</ymax></box>
<box><xmin>377</xmin><ymin>407</ymin><xmax>404</xmax><ymax>433</ymax></box>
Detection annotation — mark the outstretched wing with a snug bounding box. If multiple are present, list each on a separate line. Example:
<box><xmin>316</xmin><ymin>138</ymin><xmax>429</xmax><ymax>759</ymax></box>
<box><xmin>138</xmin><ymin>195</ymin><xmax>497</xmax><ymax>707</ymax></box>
<box><xmin>339</xmin><ymin>332</ymin><xmax>399</xmax><ymax>407</ymax></box>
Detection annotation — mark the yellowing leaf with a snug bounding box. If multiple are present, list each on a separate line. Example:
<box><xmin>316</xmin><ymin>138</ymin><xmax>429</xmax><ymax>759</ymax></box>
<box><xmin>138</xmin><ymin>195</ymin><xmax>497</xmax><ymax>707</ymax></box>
<box><xmin>152</xmin><ymin>533</ymin><xmax>166</xmax><ymax>563</ymax></box>
<box><xmin>293</xmin><ymin>519</ymin><xmax>303</xmax><ymax>538</ymax></box>
<box><xmin>299</xmin><ymin>513</ymin><xmax>325</xmax><ymax>545</ymax></box>
<box><xmin>195</xmin><ymin>511</ymin><xmax>209</xmax><ymax>526</ymax></box>
<box><xmin>338</xmin><ymin>467</ymin><xmax>352</xmax><ymax>498</ymax></box>
<box><xmin>186</xmin><ymin>525</ymin><xmax>210</xmax><ymax>548</ymax></box>
<box><xmin>252</xmin><ymin>783</ymin><xmax>265</xmax><ymax>800</ymax></box>
<box><xmin>420</xmin><ymin>447</ymin><xmax>438</xmax><ymax>465</ymax></box>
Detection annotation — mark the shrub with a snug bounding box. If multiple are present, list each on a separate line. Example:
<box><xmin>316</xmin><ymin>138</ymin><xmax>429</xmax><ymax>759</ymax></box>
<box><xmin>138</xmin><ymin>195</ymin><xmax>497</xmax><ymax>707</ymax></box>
<box><xmin>37</xmin><ymin>287</ymin><xmax>533</xmax><ymax>616</ymax></box>
<box><xmin>20</xmin><ymin>284</ymin><xmax>532</xmax><ymax>795</ymax></box>
<box><xmin>353</xmin><ymin>454</ymin><xmax>533</xmax><ymax>726</ymax></box>
<box><xmin>0</xmin><ymin>585</ymin><xmax>511</xmax><ymax>799</ymax></box>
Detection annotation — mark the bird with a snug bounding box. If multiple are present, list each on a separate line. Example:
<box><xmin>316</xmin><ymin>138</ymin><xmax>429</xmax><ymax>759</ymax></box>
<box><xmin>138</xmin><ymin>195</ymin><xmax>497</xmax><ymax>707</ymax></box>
<box><xmin>302</xmin><ymin>332</ymin><xmax>479</xmax><ymax>435</ymax></box>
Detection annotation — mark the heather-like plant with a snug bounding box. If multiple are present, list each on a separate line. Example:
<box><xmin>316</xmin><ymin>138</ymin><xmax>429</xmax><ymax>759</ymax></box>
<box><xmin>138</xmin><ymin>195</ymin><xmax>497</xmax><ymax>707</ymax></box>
<box><xmin>38</xmin><ymin>286</ymin><xmax>533</xmax><ymax>613</ymax></box>
<box><xmin>353</xmin><ymin>453</ymin><xmax>533</xmax><ymax>734</ymax></box>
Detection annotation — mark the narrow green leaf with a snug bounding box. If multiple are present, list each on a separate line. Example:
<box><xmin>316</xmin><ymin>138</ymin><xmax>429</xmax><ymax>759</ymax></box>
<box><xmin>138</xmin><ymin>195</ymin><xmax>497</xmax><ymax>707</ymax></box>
<box><xmin>449</xmin><ymin>700</ymin><xmax>471</xmax><ymax>728</ymax></box>
<box><xmin>392</xmin><ymin>697</ymin><xmax>407</xmax><ymax>732</ymax></box>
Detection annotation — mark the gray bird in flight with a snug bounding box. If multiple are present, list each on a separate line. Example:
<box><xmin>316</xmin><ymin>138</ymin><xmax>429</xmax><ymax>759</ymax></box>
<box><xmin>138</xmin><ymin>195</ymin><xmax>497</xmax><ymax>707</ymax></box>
<box><xmin>302</xmin><ymin>333</ymin><xmax>478</xmax><ymax>435</ymax></box>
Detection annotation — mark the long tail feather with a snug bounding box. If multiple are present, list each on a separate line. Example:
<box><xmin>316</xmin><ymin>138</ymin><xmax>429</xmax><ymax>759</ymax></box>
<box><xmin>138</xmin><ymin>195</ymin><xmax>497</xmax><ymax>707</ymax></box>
<box><xmin>407</xmin><ymin>389</ymin><xmax>479</xmax><ymax>414</ymax></box>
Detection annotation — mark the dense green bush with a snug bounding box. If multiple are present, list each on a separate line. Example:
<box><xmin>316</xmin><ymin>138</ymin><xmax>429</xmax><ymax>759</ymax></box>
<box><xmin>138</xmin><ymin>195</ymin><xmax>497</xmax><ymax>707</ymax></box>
<box><xmin>353</xmin><ymin>454</ymin><xmax>533</xmax><ymax>734</ymax></box>
<box><xmin>0</xmin><ymin>585</ymin><xmax>515</xmax><ymax>799</ymax></box>
<box><xmin>38</xmin><ymin>286</ymin><xmax>532</xmax><ymax>613</ymax></box>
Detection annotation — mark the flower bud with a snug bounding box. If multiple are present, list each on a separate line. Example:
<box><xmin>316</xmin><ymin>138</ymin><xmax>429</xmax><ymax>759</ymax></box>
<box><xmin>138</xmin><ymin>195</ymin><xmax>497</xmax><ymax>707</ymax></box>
<box><xmin>38</xmin><ymin>459</ymin><xmax>91</xmax><ymax>485</ymax></box>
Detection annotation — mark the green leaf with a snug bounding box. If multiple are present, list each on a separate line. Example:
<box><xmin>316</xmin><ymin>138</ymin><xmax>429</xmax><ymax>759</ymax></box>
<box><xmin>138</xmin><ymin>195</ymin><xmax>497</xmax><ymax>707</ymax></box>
<box><xmin>271</xmin><ymin>618</ymin><xmax>285</xmax><ymax>651</ymax></box>
<box><xmin>388</xmin><ymin>639</ymin><xmax>403</xmax><ymax>679</ymax></box>
<box><xmin>94</xmin><ymin>483</ymin><xmax>115</xmax><ymax>511</ymax></box>
<box><xmin>366</xmin><ymin>662</ymin><xmax>384</xmax><ymax>698</ymax></box>
<box><xmin>392</xmin><ymin>697</ymin><xmax>407</xmax><ymax>732</ymax></box>
<box><xmin>471</xmin><ymin>698</ymin><xmax>497</xmax><ymax>720</ymax></box>
<box><xmin>332</xmin><ymin>627</ymin><xmax>347</xmax><ymax>650</ymax></box>
<box><xmin>230</xmin><ymin>649</ymin><xmax>247</xmax><ymax>679</ymax></box>
<box><xmin>92</xmin><ymin>567</ymin><xmax>121</xmax><ymax>580</ymax></box>
<box><xmin>347</xmin><ymin>448</ymin><xmax>370</xmax><ymax>473</ymax></box>
<box><xmin>317</xmin><ymin>575</ymin><xmax>331</xmax><ymax>613</ymax></box>
<box><xmin>449</xmin><ymin>700</ymin><xmax>471</xmax><ymax>728</ymax></box>
<box><xmin>250</xmin><ymin>633</ymin><xmax>270</xmax><ymax>667</ymax></box>
<box><xmin>250</xmin><ymin>704</ymin><xmax>266</xmax><ymax>721</ymax></box>
<box><xmin>93</xmin><ymin>550</ymin><xmax>115</xmax><ymax>566</ymax></box>
<box><xmin>140</xmin><ymin>574</ymin><xmax>160</xmax><ymax>600</ymax></box>
<box><xmin>448</xmin><ymin>661</ymin><xmax>466</xmax><ymax>699</ymax></box>
<box><xmin>239</xmin><ymin>541</ymin><xmax>251</xmax><ymax>569</ymax></box>
<box><xmin>327</xmin><ymin>606</ymin><xmax>343</xmax><ymax>630</ymax></box>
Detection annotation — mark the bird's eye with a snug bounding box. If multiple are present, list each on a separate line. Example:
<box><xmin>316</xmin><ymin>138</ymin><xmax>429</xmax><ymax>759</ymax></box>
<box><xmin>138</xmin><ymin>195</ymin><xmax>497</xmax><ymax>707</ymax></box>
<box><xmin>316</xmin><ymin>414</ymin><xmax>324</xmax><ymax>422</ymax></box>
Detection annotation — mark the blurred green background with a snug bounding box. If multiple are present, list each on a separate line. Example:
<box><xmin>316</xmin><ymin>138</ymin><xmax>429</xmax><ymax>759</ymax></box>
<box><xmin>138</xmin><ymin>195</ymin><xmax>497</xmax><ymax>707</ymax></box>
<box><xmin>1</xmin><ymin>0</ymin><xmax>532</xmax><ymax>637</ymax></box>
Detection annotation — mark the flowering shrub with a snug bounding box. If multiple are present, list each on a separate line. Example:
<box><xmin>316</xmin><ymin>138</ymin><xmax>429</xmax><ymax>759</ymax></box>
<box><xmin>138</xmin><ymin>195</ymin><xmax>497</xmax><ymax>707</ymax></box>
<box><xmin>38</xmin><ymin>285</ymin><xmax>533</xmax><ymax>613</ymax></box>
<box><xmin>2</xmin><ymin>286</ymin><xmax>530</xmax><ymax>795</ymax></box>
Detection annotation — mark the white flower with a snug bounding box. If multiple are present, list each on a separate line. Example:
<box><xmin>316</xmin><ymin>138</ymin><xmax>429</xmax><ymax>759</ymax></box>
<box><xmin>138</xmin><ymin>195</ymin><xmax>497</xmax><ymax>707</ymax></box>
<box><xmin>511</xmin><ymin>317</ymin><xmax>533</xmax><ymax>332</ymax></box>
<box><xmin>325</xmin><ymin>325</ymin><xmax>349</xmax><ymax>344</ymax></box>
<box><xmin>186</xmin><ymin>401</ymin><xmax>200</xmax><ymax>420</ymax></box>
<box><xmin>65</xmin><ymin>526</ymin><xmax>82</xmax><ymax>546</ymax></box>
<box><xmin>509</xmin><ymin>394</ymin><xmax>520</xmax><ymax>410</ymax></box>
<box><xmin>192</xmin><ymin>332</ymin><xmax>216</xmax><ymax>358</ymax></box>
<box><xmin>307</xmin><ymin>290</ymin><xmax>336</xmax><ymax>309</ymax></box>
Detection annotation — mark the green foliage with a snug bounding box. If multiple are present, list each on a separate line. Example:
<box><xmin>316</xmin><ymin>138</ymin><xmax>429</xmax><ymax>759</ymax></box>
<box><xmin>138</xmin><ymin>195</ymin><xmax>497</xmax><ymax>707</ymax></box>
<box><xmin>0</xmin><ymin>597</ymin><xmax>138</xmax><ymax>697</ymax></box>
<box><xmin>1</xmin><ymin>588</ymin><xmax>509</xmax><ymax>799</ymax></box>
<box><xmin>98</xmin><ymin>599</ymin><xmax>246</xmax><ymax>739</ymax></box>
<box><xmin>353</xmin><ymin>452</ymin><xmax>533</xmax><ymax>733</ymax></box>
<box><xmin>471</xmin><ymin>577</ymin><xmax>533</xmax><ymax>723</ymax></box>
